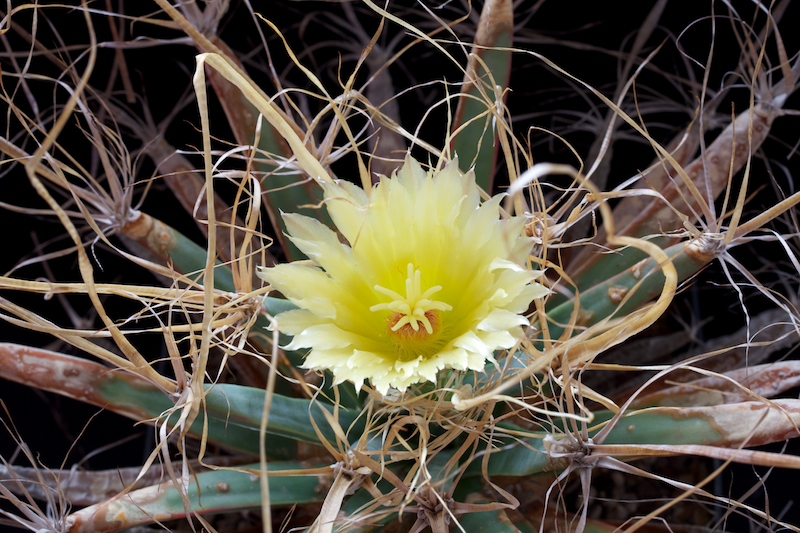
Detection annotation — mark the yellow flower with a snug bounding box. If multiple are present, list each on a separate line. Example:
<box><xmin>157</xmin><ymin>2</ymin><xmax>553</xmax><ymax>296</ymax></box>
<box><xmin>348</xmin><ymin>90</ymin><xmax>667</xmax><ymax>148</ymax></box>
<box><xmin>257</xmin><ymin>157</ymin><xmax>548</xmax><ymax>394</ymax></box>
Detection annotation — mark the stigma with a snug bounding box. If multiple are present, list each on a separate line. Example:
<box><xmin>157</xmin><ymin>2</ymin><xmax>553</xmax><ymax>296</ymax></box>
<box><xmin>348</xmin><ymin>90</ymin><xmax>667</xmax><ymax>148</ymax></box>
<box><xmin>370</xmin><ymin>263</ymin><xmax>452</xmax><ymax>338</ymax></box>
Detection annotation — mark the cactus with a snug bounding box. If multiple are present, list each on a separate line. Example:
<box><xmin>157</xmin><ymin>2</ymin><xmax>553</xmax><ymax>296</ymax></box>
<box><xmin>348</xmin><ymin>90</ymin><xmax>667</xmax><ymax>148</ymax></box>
<box><xmin>2</xmin><ymin>2</ymin><xmax>800</xmax><ymax>533</ymax></box>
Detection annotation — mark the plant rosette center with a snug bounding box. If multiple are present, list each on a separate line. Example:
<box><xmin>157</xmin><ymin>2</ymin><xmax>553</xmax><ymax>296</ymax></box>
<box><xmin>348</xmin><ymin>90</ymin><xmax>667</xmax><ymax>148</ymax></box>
<box><xmin>257</xmin><ymin>156</ymin><xmax>549</xmax><ymax>394</ymax></box>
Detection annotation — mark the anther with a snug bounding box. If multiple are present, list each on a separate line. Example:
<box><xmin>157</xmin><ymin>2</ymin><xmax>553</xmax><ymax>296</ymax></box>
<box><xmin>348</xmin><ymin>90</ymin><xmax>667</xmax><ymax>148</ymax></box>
<box><xmin>371</xmin><ymin>263</ymin><xmax>451</xmax><ymax>338</ymax></box>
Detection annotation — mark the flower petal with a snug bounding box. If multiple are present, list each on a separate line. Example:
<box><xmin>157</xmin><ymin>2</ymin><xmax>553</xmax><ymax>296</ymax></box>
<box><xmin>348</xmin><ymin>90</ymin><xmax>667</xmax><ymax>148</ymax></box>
<box><xmin>321</xmin><ymin>180</ymin><xmax>368</xmax><ymax>245</ymax></box>
<box><xmin>285</xmin><ymin>323</ymin><xmax>369</xmax><ymax>351</ymax></box>
<box><xmin>262</xmin><ymin>157</ymin><xmax>549</xmax><ymax>394</ymax></box>
<box><xmin>477</xmin><ymin>309</ymin><xmax>529</xmax><ymax>332</ymax></box>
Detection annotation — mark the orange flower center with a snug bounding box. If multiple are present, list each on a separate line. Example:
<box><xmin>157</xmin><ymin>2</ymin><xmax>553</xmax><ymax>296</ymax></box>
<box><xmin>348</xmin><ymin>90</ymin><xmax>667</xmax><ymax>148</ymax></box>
<box><xmin>387</xmin><ymin>309</ymin><xmax>442</xmax><ymax>341</ymax></box>
<box><xmin>370</xmin><ymin>263</ymin><xmax>452</xmax><ymax>340</ymax></box>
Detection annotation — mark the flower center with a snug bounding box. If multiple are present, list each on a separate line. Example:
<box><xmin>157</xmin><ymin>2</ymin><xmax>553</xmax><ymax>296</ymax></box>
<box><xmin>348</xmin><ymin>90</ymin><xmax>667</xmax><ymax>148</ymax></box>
<box><xmin>370</xmin><ymin>263</ymin><xmax>452</xmax><ymax>339</ymax></box>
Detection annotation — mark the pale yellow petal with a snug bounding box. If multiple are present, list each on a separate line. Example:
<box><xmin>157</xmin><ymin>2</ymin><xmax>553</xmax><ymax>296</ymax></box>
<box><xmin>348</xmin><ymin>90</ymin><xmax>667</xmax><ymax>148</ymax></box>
<box><xmin>452</xmin><ymin>330</ymin><xmax>493</xmax><ymax>359</ymax></box>
<box><xmin>477</xmin><ymin>309</ymin><xmax>529</xmax><ymax>332</ymax></box>
<box><xmin>260</xmin><ymin>264</ymin><xmax>338</xmax><ymax>319</ymax></box>
<box><xmin>283</xmin><ymin>213</ymin><xmax>357</xmax><ymax>275</ymax></box>
<box><xmin>321</xmin><ymin>180</ymin><xmax>368</xmax><ymax>245</ymax></box>
<box><xmin>465</xmin><ymin>349</ymin><xmax>489</xmax><ymax>371</ymax></box>
<box><xmin>476</xmin><ymin>329</ymin><xmax>519</xmax><ymax>351</ymax></box>
<box><xmin>394</xmin><ymin>356</ymin><xmax>423</xmax><ymax>378</ymax></box>
<box><xmin>285</xmin><ymin>323</ymin><xmax>369</xmax><ymax>351</ymax></box>
<box><xmin>262</xmin><ymin>156</ymin><xmax>549</xmax><ymax>395</ymax></box>
<box><xmin>415</xmin><ymin>356</ymin><xmax>446</xmax><ymax>382</ymax></box>
<box><xmin>301</xmin><ymin>348</ymin><xmax>355</xmax><ymax>371</ymax></box>
<box><xmin>272</xmin><ymin>309</ymin><xmax>326</xmax><ymax>336</ymax></box>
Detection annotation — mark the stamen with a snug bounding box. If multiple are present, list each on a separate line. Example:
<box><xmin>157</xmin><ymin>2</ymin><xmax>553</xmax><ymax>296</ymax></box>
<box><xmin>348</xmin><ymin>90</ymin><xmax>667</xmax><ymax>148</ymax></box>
<box><xmin>371</xmin><ymin>263</ymin><xmax>452</xmax><ymax>339</ymax></box>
